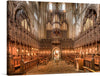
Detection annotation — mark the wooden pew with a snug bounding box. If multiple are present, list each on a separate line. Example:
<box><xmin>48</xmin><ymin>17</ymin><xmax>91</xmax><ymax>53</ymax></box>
<box><xmin>23</xmin><ymin>56</ymin><xmax>38</xmax><ymax>72</ymax></box>
<box><xmin>9</xmin><ymin>55</ymin><xmax>22</xmax><ymax>74</ymax></box>
<box><xmin>62</xmin><ymin>54</ymin><xmax>76</xmax><ymax>64</ymax></box>
<box><xmin>94</xmin><ymin>55</ymin><xmax>100</xmax><ymax>71</ymax></box>
<box><xmin>94</xmin><ymin>55</ymin><xmax>100</xmax><ymax>65</ymax></box>
<box><xmin>12</xmin><ymin>56</ymin><xmax>21</xmax><ymax>71</ymax></box>
<box><xmin>11</xmin><ymin>53</ymin><xmax>51</xmax><ymax>74</ymax></box>
<box><xmin>83</xmin><ymin>55</ymin><xmax>100</xmax><ymax>71</ymax></box>
<box><xmin>38</xmin><ymin>54</ymin><xmax>51</xmax><ymax>65</ymax></box>
<box><xmin>84</xmin><ymin>55</ymin><xmax>93</xmax><ymax>69</ymax></box>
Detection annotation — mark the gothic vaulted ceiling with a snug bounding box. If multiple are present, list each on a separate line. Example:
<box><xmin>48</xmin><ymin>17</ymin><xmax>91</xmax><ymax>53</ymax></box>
<box><xmin>8</xmin><ymin>1</ymin><xmax>99</xmax><ymax>39</ymax></box>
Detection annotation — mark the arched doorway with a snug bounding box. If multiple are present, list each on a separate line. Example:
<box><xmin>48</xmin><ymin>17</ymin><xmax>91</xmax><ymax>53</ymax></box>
<box><xmin>52</xmin><ymin>47</ymin><xmax>61</xmax><ymax>60</ymax></box>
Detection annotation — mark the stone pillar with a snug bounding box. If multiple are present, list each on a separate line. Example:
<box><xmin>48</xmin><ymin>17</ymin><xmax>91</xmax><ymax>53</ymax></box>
<box><xmin>96</xmin><ymin>16</ymin><xmax>100</xmax><ymax>24</ymax></box>
<box><xmin>96</xmin><ymin>5</ymin><xmax>100</xmax><ymax>24</ymax></box>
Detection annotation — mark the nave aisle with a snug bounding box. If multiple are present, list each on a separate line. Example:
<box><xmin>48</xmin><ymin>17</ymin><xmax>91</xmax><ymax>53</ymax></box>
<box><xmin>24</xmin><ymin>60</ymin><xmax>83</xmax><ymax>75</ymax></box>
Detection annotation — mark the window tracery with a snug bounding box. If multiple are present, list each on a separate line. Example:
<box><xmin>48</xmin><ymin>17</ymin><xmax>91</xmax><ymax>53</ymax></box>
<box><xmin>83</xmin><ymin>9</ymin><xmax>97</xmax><ymax>31</ymax></box>
<box><xmin>15</xmin><ymin>9</ymin><xmax>30</xmax><ymax>32</ymax></box>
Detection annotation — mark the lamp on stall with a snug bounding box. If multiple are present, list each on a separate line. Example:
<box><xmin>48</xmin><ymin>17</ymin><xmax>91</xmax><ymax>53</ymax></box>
<box><xmin>21</xmin><ymin>49</ymin><xmax>24</xmax><ymax>58</ymax></box>
<box><xmin>31</xmin><ymin>53</ymin><xmax>33</xmax><ymax>56</ymax></box>
<box><xmin>22</xmin><ymin>49</ymin><xmax>24</xmax><ymax>53</ymax></box>
<box><xmin>95</xmin><ymin>47</ymin><xmax>97</xmax><ymax>55</ymax></box>
<box><xmin>17</xmin><ymin>49</ymin><xmax>19</xmax><ymax>52</ymax></box>
<box><xmin>90</xmin><ymin>48</ymin><xmax>92</xmax><ymax>54</ymax></box>
<box><xmin>26</xmin><ymin>50</ymin><xmax>28</xmax><ymax>52</ymax></box>
<box><xmin>32</xmin><ymin>48</ymin><xmax>33</xmax><ymax>50</ymax></box>
<box><xmin>86</xmin><ymin>51</ymin><xmax>88</xmax><ymax>55</ymax></box>
<box><xmin>28</xmin><ymin>52</ymin><xmax>30</xmax><ymax>56</ymax></box>
<box><xmin>17</xmin><ymin>49</ymin><xmax>19</xmax><ymax>56</ymax></box>
<box><xmin>34</xmin><ymin>53</ymin><xmax>36</xmax><ymax>56</ymax></box>
<box><xmin>80</xmin><ymin>51</ymin><xmax>81</xmax><ymax>55</ymax></box>
<box><xmin>82</xmin><ymin>52</ymin><xmax>84</xmax><ymax>55</ymax></box>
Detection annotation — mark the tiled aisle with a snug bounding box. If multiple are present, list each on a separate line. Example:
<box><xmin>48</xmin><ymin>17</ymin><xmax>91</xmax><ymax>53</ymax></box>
<box><xmin>24</xmin><ymin>60</ymin><xmax>83</xmax><ymax>75</ymax></box>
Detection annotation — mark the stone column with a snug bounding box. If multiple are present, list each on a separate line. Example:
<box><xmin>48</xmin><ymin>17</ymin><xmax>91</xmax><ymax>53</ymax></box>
<box><xmin>96</xmin><ymin>5</ymin><xmax>100</xmax><ymax>24</ymax></box>
<box><xmin>96</xmin><ymin>16</ymin><xmax>100</xmax><ymax>24</ymax></box>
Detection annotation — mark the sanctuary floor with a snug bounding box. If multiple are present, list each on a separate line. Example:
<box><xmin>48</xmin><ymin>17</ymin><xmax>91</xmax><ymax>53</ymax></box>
<box><xmin>24</xmin><ymin>60</ymin><xmax>83</xmax><ymax>75</ymax></box>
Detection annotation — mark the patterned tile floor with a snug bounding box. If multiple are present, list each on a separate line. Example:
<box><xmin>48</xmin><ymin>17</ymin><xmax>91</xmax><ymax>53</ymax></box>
<box><xmin>24</xmin><ymin>60</ymin><xmax>84</xmax><ymax>75</ymax></box>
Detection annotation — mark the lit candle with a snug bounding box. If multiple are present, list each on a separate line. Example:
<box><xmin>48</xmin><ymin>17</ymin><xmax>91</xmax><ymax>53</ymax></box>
<box><xmin>28</xmin><ymin>53</ymin><xmax>29</xmax><ymax>56</ymax></box>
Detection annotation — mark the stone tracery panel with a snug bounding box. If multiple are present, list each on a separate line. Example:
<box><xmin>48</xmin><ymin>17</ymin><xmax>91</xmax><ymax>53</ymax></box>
<box><xmin>61</xmin><ymin>22</ymin><xmax>67</xmax><ymax>30</ymax></box>
<box><xmin>46</xmin><ymin>22</ymin><xmax>52</xmax><ymax>30</ymax></box>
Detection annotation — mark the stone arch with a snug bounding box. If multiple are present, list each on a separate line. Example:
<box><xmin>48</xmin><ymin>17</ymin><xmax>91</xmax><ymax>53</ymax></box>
<box><xmin>52</xmin><ymin>47</ymin><xmax>61</xmax><ymax>60</ymax></box>
<box><xmin>14</xmin><ymin>2</ymin><xmax>29</xmax><ymax>20</ymax></box>
<box><xmin>14</xmin><ymin>2</ymin><xmax>31</xmax><ymax>32</ymax></box>
<box><xmin>61</xmin><ymin>21</ymin><xmax>68</xmax><ymax>30</ymax></box>
<box><xmin>64</xmin><ymin>20</ymin><xmax>69</xmax><ymax>38</ymax></box>
<box><xmin>83</xmin><ymin>5</ymin><xmax>97</xmax><ymax>25</ymax></box>
<box><xmin>87</xmin><ymin>4</ymin><xmax>98</xmax><ymax>14</ymax></box>
<box><xmin>82</xmin><ymin>5</ymin><xmax>97</xmax><ymax>32</ymax></box>
<box><xmin>46</xmin><ymin>21</ymin><xmax>52</xmax><ymax>30</ymax></box>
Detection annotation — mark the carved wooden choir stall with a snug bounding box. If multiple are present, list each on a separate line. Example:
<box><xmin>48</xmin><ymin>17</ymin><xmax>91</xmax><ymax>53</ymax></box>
<box><xmin>7</xmin><ymin>1</ymin><xmax>100</xmax><ymax>75</ymax></box>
